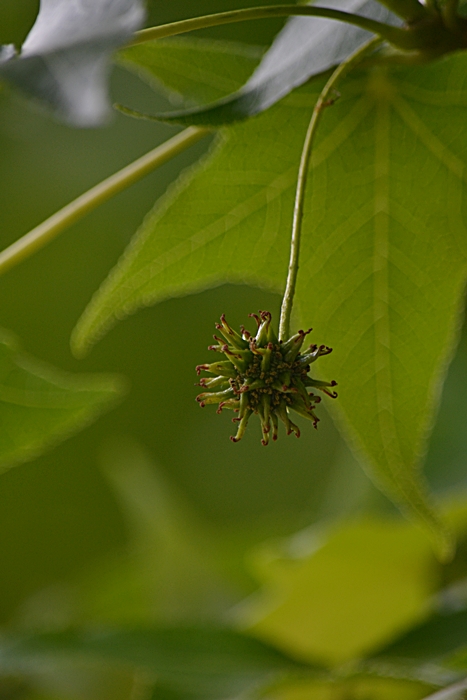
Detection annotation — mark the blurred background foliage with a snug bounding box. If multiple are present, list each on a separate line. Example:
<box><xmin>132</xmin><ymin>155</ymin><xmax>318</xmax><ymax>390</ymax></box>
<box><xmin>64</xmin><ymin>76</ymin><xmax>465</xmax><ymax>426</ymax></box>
<box><xmin>1</xmin><ymin>2</ymin><xmax>467</xmax><ymax>699</ymax></box>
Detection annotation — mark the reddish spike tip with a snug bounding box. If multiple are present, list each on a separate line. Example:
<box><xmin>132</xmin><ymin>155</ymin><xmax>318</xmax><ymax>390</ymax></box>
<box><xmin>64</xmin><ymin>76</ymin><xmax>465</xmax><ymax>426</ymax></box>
<box><xmin>331</xmin><ymin>380</ymin><xmax>337</xmax><ymax>386</ymax></box>
<box><xmin>261</xmin><ymin>439</ymin><xmax>268</xmax><ymax>446</ymax></box>
<box><xmin>230</xmin><ymin>436</ymin><xmax>239</xmax><ymax>443</ymax></box>
<box><xmin>249</xmin><ymin>313</ymin><xmax>261</xmax><ymax>328</ymax></box>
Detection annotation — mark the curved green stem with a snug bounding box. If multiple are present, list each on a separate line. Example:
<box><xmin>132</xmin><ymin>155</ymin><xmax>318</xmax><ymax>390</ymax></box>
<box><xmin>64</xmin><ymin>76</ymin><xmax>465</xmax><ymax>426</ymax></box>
<box><xmin>130</xmin><ymin>6</ymin><xmax>416</xmax><ymax>51</ymax></box>
<box><xmin>0</xmin><ymin>127</ymin><xmax>209</xmax><ymax>277</ymax></box>
<box><xmin>278</xmin><ymin>36</ymin><xmax>382</xmax><ymax>341</ymax></box>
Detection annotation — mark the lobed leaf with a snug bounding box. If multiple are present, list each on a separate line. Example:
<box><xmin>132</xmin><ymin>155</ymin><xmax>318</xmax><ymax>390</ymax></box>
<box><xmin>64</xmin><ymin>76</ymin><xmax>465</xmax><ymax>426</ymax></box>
<box><xmin>71</xmin><ymin>89</ymin><xmax>314</xmax><ymax>352</ymax></box>
<box><xmin>119</xmin><ymin>0</ymin><xmax>399</xmax><ymax>126</ymax></box>
<box><xmin>0</xmin><ymin>0</ymin><xmax>145</xmax><ymax>127</ymax></box>
<box><xmin>73</xmin><ymin>43</ymin><xmax>467</xmax><ymax>556</ymax></box>
<box><xmin>0</xmin><ymin>328</ymin><xmax>125</xmax><ymax>473</ymax></box>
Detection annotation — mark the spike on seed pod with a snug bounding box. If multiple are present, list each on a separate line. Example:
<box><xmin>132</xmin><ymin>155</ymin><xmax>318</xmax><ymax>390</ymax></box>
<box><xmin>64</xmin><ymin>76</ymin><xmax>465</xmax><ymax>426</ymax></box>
<box><xmin>196</xmin><ymin>313</ymin><xmax>336</xmax><ymax>444</ymax></box>
<box><xmin>249</xmin><ymin>313</ymin><xmax>261</xmax><ymax>328</ymax></box>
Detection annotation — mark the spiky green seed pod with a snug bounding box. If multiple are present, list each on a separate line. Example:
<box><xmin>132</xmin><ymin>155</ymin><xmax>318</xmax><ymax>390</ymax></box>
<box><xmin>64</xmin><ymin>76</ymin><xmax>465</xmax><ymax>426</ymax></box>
<box><xmin>196</xmin><ymin>311</ymin><xmax>337</xmax><ymax>445</ymax></box>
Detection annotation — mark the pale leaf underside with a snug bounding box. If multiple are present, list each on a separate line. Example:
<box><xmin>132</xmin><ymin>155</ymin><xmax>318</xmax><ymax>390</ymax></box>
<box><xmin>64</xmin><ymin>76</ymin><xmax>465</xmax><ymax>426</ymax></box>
<box><xmin>0</xmin><ymin>0</ymin><xmax>145</xmax><ymax>126</ymax></box>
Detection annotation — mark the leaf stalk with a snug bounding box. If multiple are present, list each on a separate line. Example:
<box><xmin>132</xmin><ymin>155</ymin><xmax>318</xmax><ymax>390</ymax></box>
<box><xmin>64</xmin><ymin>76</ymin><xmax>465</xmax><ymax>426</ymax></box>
<box><xmin>0</xmin><ymin>127</ymin><xmax>209</xmax><ymax>277</ymax></box>
<box><xmin>130</xmin><ymin>6</ymin><xmax>417</xmax><ymax>51</ymax></box>
<box><xmin>278</xmin><ymin>36</ymin><xmax>383</xmax><ymax>340</ymax></box>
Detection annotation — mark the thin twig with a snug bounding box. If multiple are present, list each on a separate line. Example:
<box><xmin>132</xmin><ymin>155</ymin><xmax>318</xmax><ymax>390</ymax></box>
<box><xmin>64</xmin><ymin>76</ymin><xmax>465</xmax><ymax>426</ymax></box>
<box><xmin>130</xmin><ymin>6</ymin><xmax>416</xmax><ymax>50</ymax></box>
<box><xmin>0</xmin><ymin>127</ymin><xmax>209</xmax><ymax>277</ymax></box>
<box><xmin>278</xmin><ymin>36</ymin><xmax>382</xmax><ymax>340</ymax></box>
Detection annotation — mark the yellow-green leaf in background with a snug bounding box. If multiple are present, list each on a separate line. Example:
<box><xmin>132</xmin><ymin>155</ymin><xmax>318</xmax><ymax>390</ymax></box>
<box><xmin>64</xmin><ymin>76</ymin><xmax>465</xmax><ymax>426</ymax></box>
<box><xmin>235</xmin><ymin>517</ymin><xmax>437</xmax><ymax>666</ymax></box>
<box><xmin>265</xmin><ymin>676</ymin><xmax>431</xmax><ymax>700</ymax></box>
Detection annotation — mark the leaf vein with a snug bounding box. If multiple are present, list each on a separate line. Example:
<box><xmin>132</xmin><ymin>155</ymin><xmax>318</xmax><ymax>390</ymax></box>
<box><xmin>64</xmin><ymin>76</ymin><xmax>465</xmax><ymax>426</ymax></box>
<box><xmin>393</xmin><ymin>95</ymin><xmax>466</xmax><ymax>180</ymax></box>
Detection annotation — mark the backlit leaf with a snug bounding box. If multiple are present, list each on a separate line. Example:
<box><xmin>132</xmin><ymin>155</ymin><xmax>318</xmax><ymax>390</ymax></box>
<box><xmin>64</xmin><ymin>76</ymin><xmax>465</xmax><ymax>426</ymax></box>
<box><xmin>73</xmin><ymin>43</ymin><xmax>467</xmax><ymax>556</ymax></box>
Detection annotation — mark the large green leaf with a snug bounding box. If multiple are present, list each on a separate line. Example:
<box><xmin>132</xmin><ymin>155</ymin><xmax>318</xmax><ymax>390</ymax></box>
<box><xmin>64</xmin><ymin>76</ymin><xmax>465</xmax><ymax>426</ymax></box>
<box><xmin>72</xmin><ymin>45</ymin><xmax>467</xmax><ymax>556</ymax></box>
<box><xmin>0</xmin><ymin>328</ymin><xmax>124</xmax><ymax>472</ymax></box>
<box><xmin>0</xmin><ymin>627</ymin><xmax>315</xmax><ymax>700</ymax></box>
